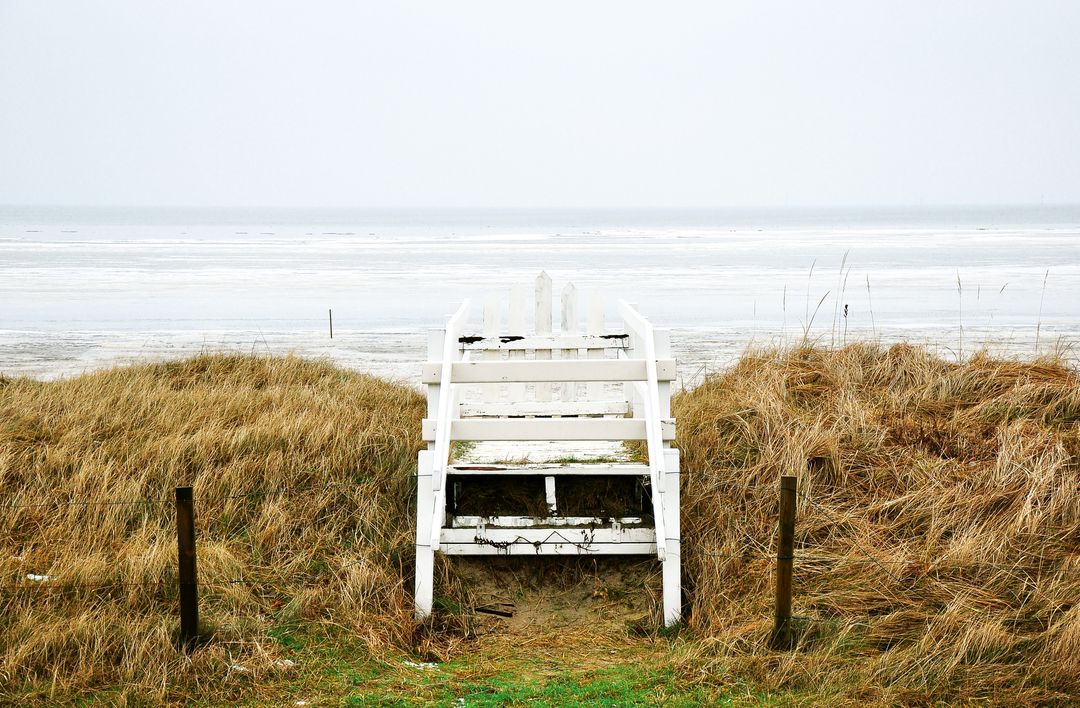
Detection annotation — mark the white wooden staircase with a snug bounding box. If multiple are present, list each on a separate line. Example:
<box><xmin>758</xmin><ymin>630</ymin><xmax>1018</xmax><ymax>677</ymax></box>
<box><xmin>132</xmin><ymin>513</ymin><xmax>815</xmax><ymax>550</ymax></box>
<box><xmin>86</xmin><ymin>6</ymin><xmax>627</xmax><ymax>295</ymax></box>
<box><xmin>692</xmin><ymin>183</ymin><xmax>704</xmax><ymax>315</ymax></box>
<box><xmin>415</xmin><ymin>272</ymin><xmax>681</xmax><ymax>626</ymax></box>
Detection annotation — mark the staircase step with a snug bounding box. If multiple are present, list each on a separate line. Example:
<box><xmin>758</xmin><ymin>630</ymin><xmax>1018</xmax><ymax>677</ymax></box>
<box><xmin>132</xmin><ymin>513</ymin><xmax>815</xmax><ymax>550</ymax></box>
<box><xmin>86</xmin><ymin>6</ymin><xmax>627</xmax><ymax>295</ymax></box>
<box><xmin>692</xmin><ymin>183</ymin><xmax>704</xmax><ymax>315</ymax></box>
<box><xmin>440</xmin><ymin>525</ymin><xmax>657</xmax><ymax>555</ymax></box>
<box><xmin>450</xmin><ymin>515</ymin><xmax>645</xmax><ymax>528</ymax></box>
<box><xmin>448</xmin><ymin>462</ymin><xmax>649</xmax><ymax>476</ymax></box>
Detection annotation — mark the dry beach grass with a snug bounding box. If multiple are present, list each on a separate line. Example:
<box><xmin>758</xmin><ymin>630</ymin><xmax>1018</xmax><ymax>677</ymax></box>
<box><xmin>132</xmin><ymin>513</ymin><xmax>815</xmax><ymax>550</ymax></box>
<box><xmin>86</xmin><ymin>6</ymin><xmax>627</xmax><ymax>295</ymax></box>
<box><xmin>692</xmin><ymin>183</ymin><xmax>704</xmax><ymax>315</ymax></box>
<box><xmin>675</xmin><ymin>344</ymin><xmax>1080</xmax><ymax>704</ymax></box>
<box><xmin>0</xmin><ymin>347</ymin><xmax>1078</xmax><ymax>704</ymax></box>
<box><xmin>0</xmin><ymin>356</ymin><xmax>426</xmax><ymax>703</ymax></box>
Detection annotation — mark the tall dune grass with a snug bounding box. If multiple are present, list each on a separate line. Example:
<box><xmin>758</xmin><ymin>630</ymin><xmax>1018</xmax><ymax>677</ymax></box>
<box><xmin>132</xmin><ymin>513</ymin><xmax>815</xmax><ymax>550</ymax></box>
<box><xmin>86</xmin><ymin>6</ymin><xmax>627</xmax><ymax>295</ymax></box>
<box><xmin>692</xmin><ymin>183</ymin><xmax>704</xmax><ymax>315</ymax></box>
<box><xmin>1</xmin><ymin>355</ymin><xmax>426</xmax><ymax>703</ymax></box>
<box><xmin>674</xmin><ymin>343</ymin><xmax>1080</xmax><ymax>704</ymax></box>
<box><xmin>1</xmin><ymin>347</ymin><xmax>1078</xmax><ymax>703</ymax></box>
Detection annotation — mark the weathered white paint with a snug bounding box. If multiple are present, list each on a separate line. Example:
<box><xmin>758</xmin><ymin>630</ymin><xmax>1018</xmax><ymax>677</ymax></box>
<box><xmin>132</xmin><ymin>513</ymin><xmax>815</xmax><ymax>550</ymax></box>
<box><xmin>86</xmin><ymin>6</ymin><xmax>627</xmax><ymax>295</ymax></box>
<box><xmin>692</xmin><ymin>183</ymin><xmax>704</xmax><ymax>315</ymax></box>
<box><xmin>623</xmin><ymin>302</ymin><xmax>644</xmax><ymax>418</ymax></box>
<box><xmin>618</xmin><ymin>302</ymin><xmax>668</xmax><ymax>496</ymax></box>
<box><xmin>421</xmin><ymin>359</ymin><xmax>676</xmax><ymax>384</ymax></box>
<box><xmin>661</xmin><ymin>447</ymin><xmax>682</xmax><ymax>626</ymax></box>
<box><xmin>458</xmin><ymin>440</ymin><xmax>632</xmax><ymax>465</ymax></box>
<box><xmin>439</xmin><ymin>542</ymin><xmax>658</xmax><ymax>556</ymax></box>
<box><xmin>415</xmin><ymin>273</ymin><xmax>681</xmax><ymax>626</ymax></box>
<box><xmin>422</xmin><ymin>417</ymin><xmax>675</xmax><ymax>442</ymax></box>
<box><xmin>441</xmin><ymin>526</ymin><xmax>656</xmax><ymax>546</ymax></box>
<box><xmin>460</xmin><ymin>334</ymin><xmax>628</xmax><ymax>351</ymax></box>
<box><xmin>451</xmin><ymin>515</ymin><xmax>645</xmax><ymax>528</ymax></box>
<box><xmin>561</xmin><ymin>282</ymin><xmax>579</xmax><ymax>402</ymax></box>
<box><xmin>448</xmin><ymin>462</ymin><xmax>649</xmax><ymax>476</ymax></box>
<box><xmin>616</xmin><ymin>301</ymin><xmax>673</xmax><ymax>570</ymax></box>
<box><xmin>458</xmin><ymin>400</ymin><xmax>630</xmax><ymax>417</ymax></box>
<box><xmin>587</xmin><ymin>289</ymin><xmax>605</xmax><ymax>401</ymax></box>
<box><xmin>425</xmin><ymin>329</ymin><xmax>444</xmax><ymax>449</ymax></box>
<box><xmin>429</xmin><ymin>300</ymin><xmax>471</xmax><ymax>557</ymax></box>
<box><xmin>414</xmin><ymin>449</ymin><xmax>434</xmax><ymax>618</ymax></box>
<box><xmin>432</xmin><ymin>301</ymin><xmax>470</xmax><ymax>493</ymax></box>
<box><xmin>544</xmin><ymin>475</ymin><xmax>557</xmax><ymax>513</ymax></box>
<box><xmin>535</xmin><ymin>272</ymin><xmax>553</xmax><ymax>403</ymax></box>
<box><xmin>508</xmin><ymin>284</ymin><xmax>527</xmax><ymax>402</ymax></box>
<box><xmin>483</xmin><ymin>293</ymin><xmax>500</xmax><ymax>402</ymax></box>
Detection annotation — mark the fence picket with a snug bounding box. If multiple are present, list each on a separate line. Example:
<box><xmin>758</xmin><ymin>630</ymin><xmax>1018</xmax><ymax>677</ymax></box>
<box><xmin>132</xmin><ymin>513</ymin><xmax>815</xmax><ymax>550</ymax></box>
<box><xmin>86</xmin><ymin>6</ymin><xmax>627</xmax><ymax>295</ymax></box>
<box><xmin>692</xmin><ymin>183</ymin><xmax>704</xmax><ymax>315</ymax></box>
<box><xmin>483</xmin><ymin>293</ymin><xmax>500</xmax><ymax>402</ymax></box>
<box><xmin>508</xmin><ymin>284</ymin><xmax>527</xmax><ymax>401</ymax></box>
<box><xmin>587</xmin><ymin>289</ymin><xmax>605</xmax><ymax>401</ymax></box>
<box><xmin>560</xmin><ymin>283</ymin><xmax>579</xmax><ymax>402</ymax></box>
<box><xmin>535</xmin><ymin>272</ymin><xmax>553</xmax><ymax>403</ymax></box>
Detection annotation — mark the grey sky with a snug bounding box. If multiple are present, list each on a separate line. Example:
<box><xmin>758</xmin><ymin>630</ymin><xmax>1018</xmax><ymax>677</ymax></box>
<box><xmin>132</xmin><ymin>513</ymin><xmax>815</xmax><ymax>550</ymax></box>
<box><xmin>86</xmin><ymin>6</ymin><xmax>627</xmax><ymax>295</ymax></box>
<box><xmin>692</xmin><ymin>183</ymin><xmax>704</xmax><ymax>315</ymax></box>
<box><xmin>1</xmin><ymin>1</ymin><xmax>1078</xmax><ymax>209</ymax></box>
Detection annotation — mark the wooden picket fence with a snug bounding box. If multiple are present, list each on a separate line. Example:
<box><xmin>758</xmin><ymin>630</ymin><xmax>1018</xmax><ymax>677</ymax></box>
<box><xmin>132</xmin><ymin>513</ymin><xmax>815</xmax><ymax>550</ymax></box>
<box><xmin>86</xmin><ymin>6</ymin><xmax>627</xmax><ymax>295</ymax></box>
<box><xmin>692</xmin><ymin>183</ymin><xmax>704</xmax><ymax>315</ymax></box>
<box><xmin>415</xmin><ymin>272</ymin><xmax>682</xmax><ymax>626</ymax></box>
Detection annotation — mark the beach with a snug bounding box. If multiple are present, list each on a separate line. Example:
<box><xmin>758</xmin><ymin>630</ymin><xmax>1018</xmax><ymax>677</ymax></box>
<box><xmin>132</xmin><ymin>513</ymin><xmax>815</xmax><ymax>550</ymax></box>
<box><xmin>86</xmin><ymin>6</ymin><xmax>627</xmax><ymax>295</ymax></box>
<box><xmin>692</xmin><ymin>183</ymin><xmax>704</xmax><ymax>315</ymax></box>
<box><xmin>3</xmin><ymin>206</ymin><xmax>1079</xmax><ymax>383</ymax></box>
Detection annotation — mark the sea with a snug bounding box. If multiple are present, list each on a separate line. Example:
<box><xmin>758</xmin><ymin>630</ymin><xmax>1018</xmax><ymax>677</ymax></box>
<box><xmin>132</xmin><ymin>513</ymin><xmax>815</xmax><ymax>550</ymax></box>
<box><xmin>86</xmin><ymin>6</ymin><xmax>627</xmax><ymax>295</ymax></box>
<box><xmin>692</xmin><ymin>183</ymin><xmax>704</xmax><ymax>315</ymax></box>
<box><xmin>2</xmin><ymin>205</ymin><xmax>1079</xmax><ymax>386</ymax></box>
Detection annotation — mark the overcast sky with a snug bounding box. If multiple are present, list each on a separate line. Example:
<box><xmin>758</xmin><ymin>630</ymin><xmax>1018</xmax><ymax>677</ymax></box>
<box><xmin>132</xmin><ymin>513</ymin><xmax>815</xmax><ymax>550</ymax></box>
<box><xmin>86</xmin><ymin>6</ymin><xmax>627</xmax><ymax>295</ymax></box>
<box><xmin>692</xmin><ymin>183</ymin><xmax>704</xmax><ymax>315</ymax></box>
<box><xmin>1</xmin><ymin>1</ymin><xmax>1078</xmax><ymax>209</ymax></box>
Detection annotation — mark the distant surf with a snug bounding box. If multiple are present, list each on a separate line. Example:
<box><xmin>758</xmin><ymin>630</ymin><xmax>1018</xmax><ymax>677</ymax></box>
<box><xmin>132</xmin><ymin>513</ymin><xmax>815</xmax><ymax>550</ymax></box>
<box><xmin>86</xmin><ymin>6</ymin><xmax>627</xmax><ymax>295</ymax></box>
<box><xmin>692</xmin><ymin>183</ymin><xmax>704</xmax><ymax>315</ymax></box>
<box><xmin>2</xmin><ymin>206</ymin><xmax>1079</xmax><ymax>382</ymax></box>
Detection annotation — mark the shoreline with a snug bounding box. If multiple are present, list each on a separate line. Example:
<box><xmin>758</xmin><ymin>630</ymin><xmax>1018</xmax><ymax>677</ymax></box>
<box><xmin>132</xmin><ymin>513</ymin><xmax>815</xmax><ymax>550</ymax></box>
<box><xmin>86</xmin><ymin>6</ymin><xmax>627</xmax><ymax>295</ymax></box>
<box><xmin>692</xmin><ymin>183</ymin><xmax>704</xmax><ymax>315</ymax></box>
<box><xmin>3</xmin><ymin>324</ymin><xmax>1077</xmax><ymax>385</ymax></box>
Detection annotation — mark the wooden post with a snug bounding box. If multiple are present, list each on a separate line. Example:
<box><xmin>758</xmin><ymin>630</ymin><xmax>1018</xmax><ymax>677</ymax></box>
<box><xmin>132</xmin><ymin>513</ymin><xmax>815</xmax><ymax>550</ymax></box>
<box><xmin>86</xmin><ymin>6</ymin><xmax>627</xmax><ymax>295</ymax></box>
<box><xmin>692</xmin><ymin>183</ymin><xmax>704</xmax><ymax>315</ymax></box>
<box><xmin>772</xmin><ymin>475</ymin><xmax>796</xmax><ymax>649</ymax></box>
<box><xmin>175</xmin><ymin>486</ymin><xmax>199</xmax><ymax>648</ymax></box>
<box><xmin>329</xmin><ymin>309</ymin><xmax>333</xmax><ymax>339</ymax></box>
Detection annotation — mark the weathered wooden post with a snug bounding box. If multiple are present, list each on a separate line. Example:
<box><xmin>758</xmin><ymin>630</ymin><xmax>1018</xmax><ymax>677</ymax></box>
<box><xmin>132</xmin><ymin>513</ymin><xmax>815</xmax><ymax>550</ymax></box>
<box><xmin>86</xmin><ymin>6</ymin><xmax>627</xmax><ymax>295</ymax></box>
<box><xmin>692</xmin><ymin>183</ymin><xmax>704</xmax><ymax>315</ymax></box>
<box><xmin>771</xmin><ymin>475</ymin><xmax>796</xmax><ymax>649</ymax></box>
<box><xmin>175</xmin><ymin>486</ymin><xmax>199</xmax><ymax>648</ymax></box>
<box><xmin>329</xmin><ymin>309</ymin><xmax>333</xmax><ymax>339</ymax></box>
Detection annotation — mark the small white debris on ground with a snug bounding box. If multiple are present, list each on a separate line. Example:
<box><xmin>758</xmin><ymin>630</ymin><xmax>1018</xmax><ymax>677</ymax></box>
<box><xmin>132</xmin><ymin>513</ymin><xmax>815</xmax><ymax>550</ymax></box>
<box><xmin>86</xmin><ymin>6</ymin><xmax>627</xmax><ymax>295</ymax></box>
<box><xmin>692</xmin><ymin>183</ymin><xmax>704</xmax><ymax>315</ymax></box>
<box><xmin>229</xmin><ymin>664</ymin><xmax>249</xmax><ymax>674</ymax></box>
<box><xmin>402</xmin><ymin>660</ymin><xmax>438</xmax><ymax>670</ymax></box>
<box><xmin>274</xmin><ymin>659</ymin><xmax>296</xmax><ymax>670</ymax></box>
<box><xmin>26</xmin><ymin>574</ymin><xmax>51</xmax><ymax>582</ymax></box>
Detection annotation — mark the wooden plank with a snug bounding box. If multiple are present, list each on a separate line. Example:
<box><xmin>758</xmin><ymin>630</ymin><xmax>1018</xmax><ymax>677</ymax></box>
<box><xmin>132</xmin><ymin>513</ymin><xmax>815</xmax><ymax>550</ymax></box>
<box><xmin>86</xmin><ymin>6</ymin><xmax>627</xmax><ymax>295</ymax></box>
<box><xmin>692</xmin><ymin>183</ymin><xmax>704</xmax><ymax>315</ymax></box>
<box><xmin>620</xmin><ymin>303</ymin><xmax>644</xmax><ymax>418</ymax></box>
<box><xmin>430</xmin><ymin>300</ymin><xmax>471</xmax><ymax>544</ymax></box>
<box><xmin>422</xmin><ymin>417</ymin><xmax>675</xmax><ymax>442</ymax></box>
<box><xmin>441</xmin><ymin>526</ymin><xmax>655</xmax><ymax>545</ymax></box>
<box><xmin>416</xmin><ymin>450</ymin><xmax>434</xmax><ymax>539</ymax></box>
<box><xmin>535</xmin><ymin>272</ymin><xmax>553</xmax><ymax>402</ymax></box>
<box><xmin>662</xmin><ymin>447</ymin><xmax>681</xmax><ymax>627</ymax></box>
<box><xmin>421</xmin><ymin>359</ymin><xmax>676</xmax><ymax>384</ymax></box>
<box><xmin>617</xmin><ymin>299</ymin><xmax>669</xmax><ymax>539</ymax></box>
<box><xmin>414</xmin><ymin>451</ymin><xmax>434</xmax><ymax>619</ymax></box>
<box><xmin>561</xmin><ymin>282</ymin><xmax>578</xmax><ymax>402</ymax></box>
<box><xmin>587</xmin><ymin>289</ymin><xmax>605</xmax><ymax>401</ymax></box>
<box><xmin>508</xmin><ymin>284</ymin><xmax>527</xmax><ymax>401</ymax></box>
<box><xmin>655</xmin><ymin>328</ymin><xmax>673</xmax><ymax>420</ymax></box>
<box><xmin>425</xmin><ymin>329</ymin><xmax>444</xmax><ymax>451</ymax></box>
<box><xmin>458</xmin><ymin>400</ymin><xmax>630</xmax><ymax>417</ymax></box>
<box><xmin>544</xmin><ymin>477</ymin><xmax>557</xmax><ymax>513</ymax></box>
<box><xmin>441</xmin><ymin>542</ymin><xmax>657</xmax><ymax>556</ymax></box>
<box><xmin>460</xmin><ymin>334</ymin><xmax>629</xmax><ymax>351</ymax></box>
<box><xmin>616</xmin><ymin>299</ymin><xmax>653</xmax><ymax>340</ymax></box>
<box><xmin>451</xmin><ymin>515</ymin><xmax>645</xmax><ymax>528</ymax></box>
<box><xmin>482</xmin><ymin>293</ymin><xmax>500</xmax><ymax>402</ymax></box>
<box><xmin>448</xmin><ymin>462</ymin><xmax>649</xmax><ymax>476</ymax></box>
